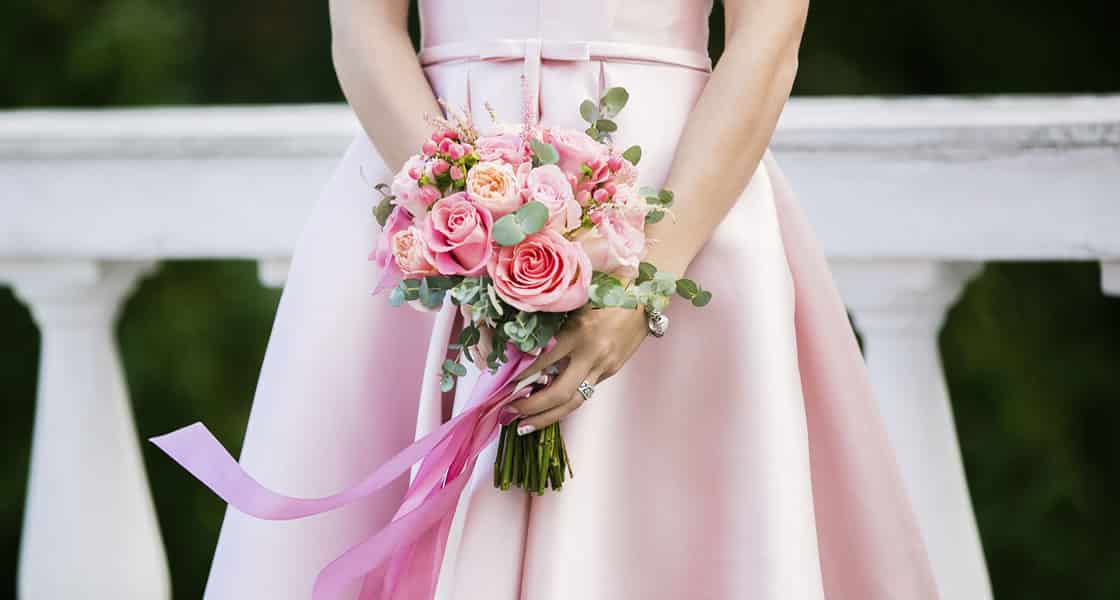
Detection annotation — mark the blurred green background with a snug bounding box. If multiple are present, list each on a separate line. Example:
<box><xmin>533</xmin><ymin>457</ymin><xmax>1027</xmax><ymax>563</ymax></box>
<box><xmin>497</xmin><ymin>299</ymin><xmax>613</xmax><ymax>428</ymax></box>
<box><xmin>1</xmin><ymin>0</ymin><xmax>1118</xmax><ymax>598</ymax></box>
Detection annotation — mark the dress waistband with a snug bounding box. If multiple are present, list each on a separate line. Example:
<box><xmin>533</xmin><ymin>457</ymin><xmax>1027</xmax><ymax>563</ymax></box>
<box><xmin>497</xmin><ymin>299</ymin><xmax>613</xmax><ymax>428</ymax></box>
<box><xmin>418</xmin><ymin>38</ymin><xmax>712</xmax><ymax>72</ymax></box>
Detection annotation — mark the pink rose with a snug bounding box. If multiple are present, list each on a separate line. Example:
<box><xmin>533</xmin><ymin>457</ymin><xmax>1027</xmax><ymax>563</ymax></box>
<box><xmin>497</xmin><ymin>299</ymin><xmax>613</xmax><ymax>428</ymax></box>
<box><xmin>390</xmin><ymin>155</ymin><xmax>430</xmax><ymax>218</ymax></box>
<box><xmin>488</xmin><ymin>228</ymin><xmax>591</xmax><ymax>312</ymax></box>
<box><xmin>520</xmin><ymin>163</ymin><xmax>582</xmax><ymax>232</ymax></box>
<box><xmin>370</xmin><ymin>206</ymin><xmax>413</xmax><ymax>294</ymax></box>
<box><xmin>599</xmin><ymin>184</ymin><xmax>649</xmax><ymax>228</ymax></box>
<box><xmin>391</xmin><ymin>226</ymin><xmax>438</xmax><ymax>278</ymax></box>
<box><xmin>421</xmin><ymin>192</ymin><xmax>493</xmax><ymax>275</ymax></box>
<box><xmin>466</xmin><ymin>161</ymin><xmax>522</xmax><ymax>217</ymax></box>
<box><xmin>475</xmin><ymin>133</ymin><xmax>529</xmax><ymax>165</ymax></box>
<box><xmin>577</xmin><ymin>207</ymin><xmax>646</xmax><ymax>278</ymax></box>
<box><xmin>543</xmin><ymin>127</ymin><xmax>607</xmax><ymax>175</ymax></box>
<box><xmin>611</xmin><ymin>153</ymin><xmax>639</xmax><ymax>186</ymax></box>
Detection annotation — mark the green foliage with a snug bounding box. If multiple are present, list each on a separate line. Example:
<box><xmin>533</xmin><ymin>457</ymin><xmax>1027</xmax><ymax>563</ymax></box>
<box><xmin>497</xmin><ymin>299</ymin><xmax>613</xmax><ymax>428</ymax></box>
<box><xmin>581</xmin><ymin>86</ymin><xmax>630</xmax><ymax>142</ymax></box>
<box><xmin>529</xmin><ymin>138</ymin><xmax>559</xmax><ymax>166</ymax></box>
<box><xmin>491</xmin><ymin>201</ymin><xmax>549</xmax><ymax>246</ymax></box>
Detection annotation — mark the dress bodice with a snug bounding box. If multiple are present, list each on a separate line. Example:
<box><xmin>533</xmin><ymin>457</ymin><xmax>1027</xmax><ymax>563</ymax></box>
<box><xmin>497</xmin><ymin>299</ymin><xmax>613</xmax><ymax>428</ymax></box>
<box><xmin>418</xmin><ymin>0</ymin><xmax>714</xmax><ymax>56</ymax></box>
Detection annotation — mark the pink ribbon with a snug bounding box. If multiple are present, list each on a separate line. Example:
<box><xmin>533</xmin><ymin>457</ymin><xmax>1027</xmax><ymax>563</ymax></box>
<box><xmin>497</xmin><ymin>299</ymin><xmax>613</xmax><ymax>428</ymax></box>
<box><xmin>151</xmin><ymin>330</ymin><xmax>542</xmax><ymax>599</ymax></box>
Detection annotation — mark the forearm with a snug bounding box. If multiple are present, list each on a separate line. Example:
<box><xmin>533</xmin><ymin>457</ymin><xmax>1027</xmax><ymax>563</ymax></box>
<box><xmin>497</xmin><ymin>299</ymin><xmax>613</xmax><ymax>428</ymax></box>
<box><xmin>644</xmin><ymin>0</ymin><xmax>808</xmax><ymax>276</ymax></box>
<box><xmin>329</xmin><ymin>0</ymin><xmax>442</xmax><ymax>170</ymax></box>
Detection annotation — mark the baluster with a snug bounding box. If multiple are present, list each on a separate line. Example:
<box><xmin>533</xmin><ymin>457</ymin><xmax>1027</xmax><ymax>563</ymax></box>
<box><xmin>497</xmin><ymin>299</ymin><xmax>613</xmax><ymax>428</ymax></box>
<box><xmin>0</xmin><ymin>260</ymin><xmax>169</xmax><ymax>600</ymax></box>
<box><xmin>835</xmin><ymin>260</ymin><xmax>992</xmax><ymax>600</ymax></box>
<box><xmin>1101</xmin><ymin>261</ymin><xmax>1119</xmax><ymax>297</ymax></box>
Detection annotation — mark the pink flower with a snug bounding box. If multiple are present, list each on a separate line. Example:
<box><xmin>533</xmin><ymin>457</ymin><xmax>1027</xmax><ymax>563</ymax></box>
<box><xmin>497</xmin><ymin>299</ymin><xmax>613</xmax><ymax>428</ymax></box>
<box><xmin>391</xmin><ymin>226</ymin><xmax>438</xmax><ymax>278</ymax></box>
<box><xmin>520</xmin><ymin>164</ymin><xmax>582</xmax><ymax>232</ymax></box>
<box><xmin>431</xmin><ymin>159</ymin><xmax>450</xmax><ymax>176</ymax></box>
<box><xmin>577</xmin><ymin>207</ymin><xmax>646</xmax><ymax>278</ymax></box>
<box><xmin>370</xmin><ymin>206</ymin><xmax>413</xmax><ymax>293</ymax></box>
<box><xmin>609</xmin><ymin>184</ymin><xmax>651</xmax><ymax>229</ymax></box>
<box><xmin>543</xmin><ymin>127</ymin><xmax>607</xmax><ymax>175</ymax></box>
<box><xmin>466</xmin><ymin>161</ymin><xmax>522</xmax><ymax>217</ymax></box>
<box><xmin>475</xmin><ymin>133</ymin><xmax>529</xmax><ymax>165</ymax></box>
<box><xmin>390</xmin><ymin>155</ymin><xmax>430</xmax><ymax>218</ymax></box>
<box><xmin>488</xmin><ymin>228</ymin><xmax>591</xmax><ymax>312</ymax></box>
<box><xmin>421</xmin><ymin>192</ymin><xmax>493</xmax><ymax>275</ymax></box>
<box><xmin>611</xmin><ymin>154</ymin><xmax>639</xmax><ymax>186</ymax></box>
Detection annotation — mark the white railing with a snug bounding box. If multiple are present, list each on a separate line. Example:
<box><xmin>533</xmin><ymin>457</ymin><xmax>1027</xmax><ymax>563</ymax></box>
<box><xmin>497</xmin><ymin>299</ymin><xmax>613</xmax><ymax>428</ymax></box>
<box><xmin>2</xmin><ymin>96</ymin><xmax>1118</xmax><ymax>599</ymax></box>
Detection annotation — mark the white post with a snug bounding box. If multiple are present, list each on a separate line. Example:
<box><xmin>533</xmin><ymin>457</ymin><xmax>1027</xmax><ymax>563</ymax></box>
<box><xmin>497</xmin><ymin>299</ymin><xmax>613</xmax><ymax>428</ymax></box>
<box><xmin>835</xmin><ymin>260</ymin><xmax>992</xmax><ymax>600</ymax></box>
<box><xmin>1101</xmin><ymin>261</ymin><xmax>1120</xmax><ymax>297</ymax></box>
<box><xmin>0</xmin><ymin>260</ymin><xmax>169</xmax><ymax>600</ymax></box>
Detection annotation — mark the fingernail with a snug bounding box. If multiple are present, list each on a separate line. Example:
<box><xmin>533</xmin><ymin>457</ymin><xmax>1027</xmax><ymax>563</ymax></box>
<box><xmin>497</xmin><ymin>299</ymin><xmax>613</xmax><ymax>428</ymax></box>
<box><xmin>517</xmin><ymin>424</ymin><xmax>536</xmax><ymax>436</ymax></box>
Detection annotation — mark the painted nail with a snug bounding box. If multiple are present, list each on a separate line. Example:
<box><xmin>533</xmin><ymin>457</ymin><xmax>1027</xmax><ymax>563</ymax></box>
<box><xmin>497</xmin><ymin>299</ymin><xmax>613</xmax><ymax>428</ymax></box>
<box><xmin>517</xmin><ymin>424</ymin><xmax>536</xmax><ymax>436</ymax></box>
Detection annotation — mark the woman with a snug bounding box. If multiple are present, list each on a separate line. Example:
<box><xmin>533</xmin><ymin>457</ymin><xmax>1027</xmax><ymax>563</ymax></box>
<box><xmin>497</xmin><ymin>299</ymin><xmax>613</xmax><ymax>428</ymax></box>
<box><xmin>197</xmin><ymin>0</ymin><xmax>939</xmax><ymax>598</ymax></box>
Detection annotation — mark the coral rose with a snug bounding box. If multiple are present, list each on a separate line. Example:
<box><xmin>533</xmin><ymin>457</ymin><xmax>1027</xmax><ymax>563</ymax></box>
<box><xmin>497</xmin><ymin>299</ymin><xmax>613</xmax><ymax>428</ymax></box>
<box><xmin>420</xmin><ymin>192</ymin><xmax>493</xmax><ymax>276</ymax></box>
<box><xmin>488</xmin><ymin>228</ymin><xmax>591</xmax><ymax>312</ymax></box>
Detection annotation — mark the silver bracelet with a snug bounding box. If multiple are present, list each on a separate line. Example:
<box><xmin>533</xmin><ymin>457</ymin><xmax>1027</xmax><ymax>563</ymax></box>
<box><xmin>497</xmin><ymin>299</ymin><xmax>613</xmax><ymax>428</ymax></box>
<box><xmin>646</xmin><ymin>308</ymin><xmax>669</xmax><ymax>338</ymax></box>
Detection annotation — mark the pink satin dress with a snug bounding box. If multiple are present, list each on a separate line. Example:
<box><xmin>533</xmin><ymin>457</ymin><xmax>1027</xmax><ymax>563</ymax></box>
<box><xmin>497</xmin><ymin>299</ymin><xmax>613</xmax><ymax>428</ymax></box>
<box><xmin>199</xmin><ymin>1</ymin><xmax>940</xmax><ymax>598</ymax></box>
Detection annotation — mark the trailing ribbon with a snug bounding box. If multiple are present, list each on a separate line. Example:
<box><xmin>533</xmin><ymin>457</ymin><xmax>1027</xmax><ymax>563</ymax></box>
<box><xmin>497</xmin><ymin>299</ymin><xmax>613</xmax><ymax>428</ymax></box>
<box><xmin>150</xmin><ymin>303</ymin><xmax>543</xmax><ymax>599</ymax></box>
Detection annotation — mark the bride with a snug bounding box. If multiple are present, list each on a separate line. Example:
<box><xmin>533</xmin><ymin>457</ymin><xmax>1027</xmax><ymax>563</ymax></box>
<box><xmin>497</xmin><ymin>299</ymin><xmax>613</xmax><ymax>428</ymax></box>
<box><xmin>177</xmin><ymin>0</ymin><xmax>940</xmax><ymax>598</ymax></box>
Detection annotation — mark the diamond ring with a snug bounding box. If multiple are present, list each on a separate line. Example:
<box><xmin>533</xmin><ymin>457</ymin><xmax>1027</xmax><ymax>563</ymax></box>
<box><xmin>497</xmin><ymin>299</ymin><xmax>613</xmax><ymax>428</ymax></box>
<box><xmin>577</xmin><ymin>380</ymin><xmax>595</xmax><ymax>401</ymax></box>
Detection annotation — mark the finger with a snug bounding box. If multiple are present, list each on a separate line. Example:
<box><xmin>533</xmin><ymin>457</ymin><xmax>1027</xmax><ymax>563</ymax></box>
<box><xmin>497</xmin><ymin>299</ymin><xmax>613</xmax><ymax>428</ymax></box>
<box><xmin>515</xmin><ymin>330</ymin><xmax>578</xmax><ymax>384</ymax></box>
<box><xmin>511</xmin><ymin>354</ymin><xmax>594</xmax><ymax>417</ymax></box>
<box><xmin>517</xmin><ymin>366</ymin><xmax>604</xmax><ymax>434</ymax></box>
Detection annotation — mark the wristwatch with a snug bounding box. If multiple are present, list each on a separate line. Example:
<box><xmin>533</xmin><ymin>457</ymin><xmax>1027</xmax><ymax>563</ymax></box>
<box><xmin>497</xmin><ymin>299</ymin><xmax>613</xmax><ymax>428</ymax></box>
<box><xmin>646</xmin><ymin>308</ymin><xmax>669</xmax><ymax>338</ymax></box>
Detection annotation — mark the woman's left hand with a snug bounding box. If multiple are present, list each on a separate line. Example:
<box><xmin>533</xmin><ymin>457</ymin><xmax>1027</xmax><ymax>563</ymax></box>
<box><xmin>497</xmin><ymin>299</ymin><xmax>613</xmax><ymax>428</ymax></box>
<box><xmin>507</xmin><ymin>305</ymin><xmax>649</xmax><ymax>434</ymax></box>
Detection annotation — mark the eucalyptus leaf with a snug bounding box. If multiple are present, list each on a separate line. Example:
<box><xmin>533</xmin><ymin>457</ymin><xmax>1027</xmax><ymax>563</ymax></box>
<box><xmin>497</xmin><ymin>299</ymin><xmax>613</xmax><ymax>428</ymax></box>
<box><xmin>645</xmin><ymin>210</ymin><xmax>665</xmax><ymax>225</ymax></box>
<box><xmin>658</xmin><ymin>189</ymin><xmax>675</xmax><ymax>207</ymax></box>
<box><xmin>636</xmin><ymin>261</ymin><xmax>657</xmax><ymax>284</ymax></box>
<box><xmin>443</xmin><ymin>359</ymin><xmax>468</xmax><ymax>378</ymax></box>
<box><xmin>530</xmin><ymin>138</ymin><xmax>559</xmax><ymax>165</ymax></box>
<box><xmin>639</xmin><ymin>186</ymin><xmax>659</xmax><ymax>198</ymax></box>
<box><xmin>440</xmin><ymin>373</ymin><xmax>455</xmax><ymax>393</ymax></box>
<box><xmin>492</xmin><ymin>214</ymin><xmax>528</xmax><ymax>246</ymax></box>
<box><xmin>676</xmin><ymin>278</ymin><xmax>700</xmax><ymax>299</ymax></box>
<box><xmin>458</xmin><ymin>325</ymin><xmax>480</xmax><ymax>348</ymax></box>
<box><xmin>372</xmin><ymin>196</ymin><xmax>395</xmax><ymax>227</ymax></box>
<box><xmin>692</xmin><ymin>290</ymin><xmax>713</xmax><ymax>307</ymax></box>
<box><xmin>517</xmin><ymin>201</ymin><xmax>549</xmax><ymax>235</ymax></box>
<box><xmin>622</xmin><ymin>145</ymin><xmax>642</xmax><ymax>165</ymax></box>
<box><xmin>388</xmin><ymin>286</ymin><xmax>406</xmax><ymax>307</ymax></box>
<box><xmin>601</xmin><ymin>87</ymin><xmax>629</xmax><ymax>116</ymax></box>
<box><xmin>595</xmin><ymin>119</ymin><xmax>618</xmax><ymax>132</ymax></box>
<box><xmin>652</xmin><ymin>272</ymin><xmax>678</xmax><ymax>295</ymax></box>
<box><xmin>579</xmin><ymin>99</ymin><xmax>599</xmax><ymax>123</ymax></box>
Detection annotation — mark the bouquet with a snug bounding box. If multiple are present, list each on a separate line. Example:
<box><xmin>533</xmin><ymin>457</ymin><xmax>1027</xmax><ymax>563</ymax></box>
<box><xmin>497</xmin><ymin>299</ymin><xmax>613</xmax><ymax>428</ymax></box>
<box><xmin>369</xmin><ymin>86</ymin><xmax>711</xmax><ymax>494</ymax></box>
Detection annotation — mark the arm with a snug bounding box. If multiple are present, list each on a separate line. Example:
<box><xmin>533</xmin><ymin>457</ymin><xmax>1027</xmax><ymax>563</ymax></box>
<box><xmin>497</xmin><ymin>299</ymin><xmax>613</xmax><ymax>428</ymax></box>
<box><xmin>509</xmin><ymin>0</ymin><xmax>809</xmax><ymax>432</ymax></box>
<box><xmin>329</xmin><ymin>0</ymin><xmax>443</xmax><ymax>169</ymax></box>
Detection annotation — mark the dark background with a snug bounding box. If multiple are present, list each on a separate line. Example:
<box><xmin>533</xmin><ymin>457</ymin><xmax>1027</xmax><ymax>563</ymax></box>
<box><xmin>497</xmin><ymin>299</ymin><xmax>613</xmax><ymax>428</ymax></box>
<box><xmin>2</xmin><ymin>0</ymin><xmax>1118</xmax><ymax>597</ymax></box>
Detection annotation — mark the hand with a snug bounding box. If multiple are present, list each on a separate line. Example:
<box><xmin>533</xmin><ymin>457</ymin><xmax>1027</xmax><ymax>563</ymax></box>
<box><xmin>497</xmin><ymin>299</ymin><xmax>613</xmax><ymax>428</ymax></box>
<box><xmin>507</xmin><ymin>306</ymin><xmax>649</xmax><ymax>434</ymax></box>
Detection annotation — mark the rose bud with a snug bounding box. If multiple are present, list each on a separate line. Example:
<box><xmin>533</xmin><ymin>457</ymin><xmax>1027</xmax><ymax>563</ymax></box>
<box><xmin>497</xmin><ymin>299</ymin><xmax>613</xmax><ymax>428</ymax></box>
<box><xmin>432</xmin><ymin>159</ymin><xmax>451</xmax><ymax>176</ymax></box>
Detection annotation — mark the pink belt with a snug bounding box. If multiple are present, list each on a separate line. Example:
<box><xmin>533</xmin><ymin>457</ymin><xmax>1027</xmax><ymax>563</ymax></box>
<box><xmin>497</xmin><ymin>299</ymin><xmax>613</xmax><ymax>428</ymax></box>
<box><xmin>418</xmin><ymin>38</ymin><xmax>712</xmax><ymax>122</ymax></box>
